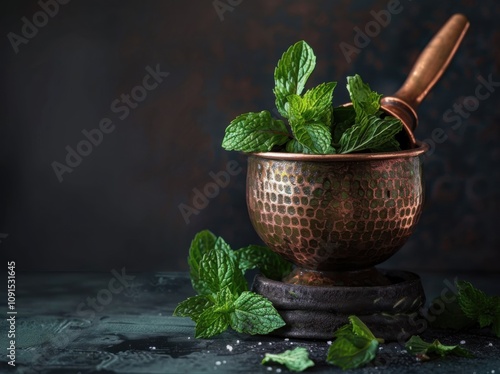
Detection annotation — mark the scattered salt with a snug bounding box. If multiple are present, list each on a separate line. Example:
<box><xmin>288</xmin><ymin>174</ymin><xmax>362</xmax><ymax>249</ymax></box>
<box><xmin>149</xmin><ymin>346</ymin><xmax>156</xmax><ymax>350</ymax></box>
<box><xmin>226</xmin><ymin>345</ymin><xmax>233</xmax><ymax>352</ymax></box>
<box><xmin>488</xmin><ymin>342</ymin><xmax>494</xmax><ymax>347</ymax></box>
<box><xmin>187</xmin><ymin>337</ymin><xmax>191</xmax><ymax>340</ymax></box>
<box><xmin>284</xmin><ymin>338</ymin><xmax>289</xmax><ymax>341</ymax></box>
<box><xmin>215</xmin><ymin>361</ymin><xmax>221</xmax><ymax>366</ymax></box>
<box><xmin>223</xmin><ymin>360</ymin><xmax>226</xmax><ymax>364</ymax></box>
<box><xmin>236</xmin><ymin>340</ymin><xmax>240</xmax><ymax>344</ymax></box>
<box><xmin>267</xmin><ymin>367</ymin><xmax>273</xmax><ymax>371</ymax></box>
<box><xmin>276</xmin><ymin>369</ymin><xmax>282</xmax><ymax>373</ymax></box>
<box><xmin>460</xmin><ymin>340</ymin><xmax>466</xmax><ymax>345</ymax></box>
<box><xmin>327</xmin><ymin>341</ymin><xmax>332</xmax><ymax>345</ymax></box>
<box><xmin>258</xmin><ymin>342</ymin><xmax>262</xmax><ymax>345</ymax></box>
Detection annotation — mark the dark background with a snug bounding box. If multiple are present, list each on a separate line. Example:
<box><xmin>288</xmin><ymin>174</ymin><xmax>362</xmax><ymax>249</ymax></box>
<box><xmin>1</xmin><ymin>0</ymin><xmax>498</xmax><ymax>273</ymax></box>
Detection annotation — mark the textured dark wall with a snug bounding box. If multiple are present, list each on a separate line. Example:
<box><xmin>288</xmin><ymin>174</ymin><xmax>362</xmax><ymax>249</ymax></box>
<box><xmin>1</xmin><ymin>0</ymin><xmax>499</xmax><ymax>272</ymax></box>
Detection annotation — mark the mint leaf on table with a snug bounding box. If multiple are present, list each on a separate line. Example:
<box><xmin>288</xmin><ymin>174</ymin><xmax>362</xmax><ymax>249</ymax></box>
<box><xmin>274</xmin><ymin>40</ymin><xmax>316</xmax><ymax>118</ymax></box>
<box><xmin>175</xmin><ymin>231</ymin><xmax>286</xmax><ymax>338</ymax></box>
<box><xmin>222</xmin><ymin>111</ymin><xmax>290</xmax><ymax>152</ymax></box>
<box><xmin>188</xmin><ymin>230</ymin><xmax>217</xmax><ymax>294</ymax></box>
<box><xmin>262</xmin><ymin>347</ymin><xmax>315</xmax><ymax>372</ymax></box>
<box><xmin>200</xmin><ymin>243</ymin><xmax>248</xmax><ymax>295</ymax></box>
<box><xmin>235</xmin><ymin>245</ymin><xmax>292</xmax><ymax>280</ymax></box>
<box><xmin>457</xmin><ymin>280</ymin><xmax>500</xmax><ymax>337</ymax></box>
<box><xmin>230</xmin><ymin>291</ymin><xmax>286</xmax><ymax>335</ymax></box>
<box><xmin>338</xmin><ymin>113</ymin><xmax>402</xmax><ymax>154</ymax></box>
<box><xmin>173</xmin><ymin>295</ymin><xmax>214</xmax><ymax>320</ymax></box>
<box><xmin>405</xmin><ymin>335</ymin><xmax>474</xmax><ymax>361</ymax></box>
<box><xmin>326</xmin><ymin>315</ymin><xmax>382</xmax><ymax>370</ymax></box>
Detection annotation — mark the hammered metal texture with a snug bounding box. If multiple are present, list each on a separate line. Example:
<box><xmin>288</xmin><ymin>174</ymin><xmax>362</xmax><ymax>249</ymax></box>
<box><xmin>246</xmin><ymin>155</ymin><xmax>425</xmax><ymax>271</ymax></box>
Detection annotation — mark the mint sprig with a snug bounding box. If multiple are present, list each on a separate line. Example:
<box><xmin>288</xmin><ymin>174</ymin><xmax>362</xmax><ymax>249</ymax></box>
<box><xmin>174</xmin><ymin>230</ymin><xmax>289</xmax><ymax>338</ymax></box>
<box><xmin>222</xmin><ymin>40</ymin><xmax>403</xmax><ymax>155</ymax></box>
<box><xmin>457</xmin><ymin>280</ymin><xmax>500</xmax><ymax>336</ymax></box>
<box><xmin>326</xmin><ymin>315</ymin><xmax>383</xmax><ymax>370</ymax></box>
<box><xmin>262</xmin><ymin>347</ymin><xmax>315</xmax><ymax>372</ymax></box>
<box><xmin>405</xmin><ymin>335</ymin><xmax>474</xmax><ymax>360</ymax></box>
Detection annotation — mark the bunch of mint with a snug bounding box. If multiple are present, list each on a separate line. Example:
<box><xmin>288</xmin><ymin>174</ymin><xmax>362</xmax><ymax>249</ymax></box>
<box><xmin>173</xmin><ymin>230</ymin><xmax>292</xmax><ymax>338</ymax></box>
<box><xmin>222</xmin><ymin>40</ymin><xmax>402</xmax><ymax>155</ymax></box>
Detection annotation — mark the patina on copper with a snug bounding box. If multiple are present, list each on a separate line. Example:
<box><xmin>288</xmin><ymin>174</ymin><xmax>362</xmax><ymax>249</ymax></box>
<box><xmin>246</xmin><ymin>143</ymin><xmax>428</xmax><ymax>286</ymax></box>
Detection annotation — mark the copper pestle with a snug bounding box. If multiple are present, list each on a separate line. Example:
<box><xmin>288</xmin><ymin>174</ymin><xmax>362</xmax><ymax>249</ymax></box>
<box><xmin>360</xmin><ymin>14</ymin><xmax>469</xmax><ymax>147</ymax></box>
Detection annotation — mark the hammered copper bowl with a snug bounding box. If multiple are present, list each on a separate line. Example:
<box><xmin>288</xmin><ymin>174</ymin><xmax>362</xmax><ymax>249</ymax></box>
<box><xmin>246</xmin><ymin>143</ymin><xmax>428</xmax><ymax>283</ymax></box>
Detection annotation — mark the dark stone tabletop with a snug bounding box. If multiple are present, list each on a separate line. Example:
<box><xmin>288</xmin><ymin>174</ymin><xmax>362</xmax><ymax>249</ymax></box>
<box><xmin>1</xmin><ymin>271</ymin><xmax>499</xmax><ymax>373</ymax></box>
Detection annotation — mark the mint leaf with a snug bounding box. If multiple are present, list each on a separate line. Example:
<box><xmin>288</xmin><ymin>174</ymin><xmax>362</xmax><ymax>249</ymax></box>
<box><xmin>274</xmin><ymin>41</ymin><xmax>316</xmax><ymax>117</ymax></box>
<box><xmin>338</xmin><ymin>113</ymin><xmax>402</xmax><ymax>154</ymax></box>
<box><xmin>195</xmin><ymin>306</ymin><xmax>230</xmax><ymax>339</ymax></box>
<box><xmin>326</xmin><ymin>316</ymin><xmax>380</xmax><ymax>370</ymax></box>
<box><xmin>285</xmin><ymin>139</ymin><xmax>312</xmax><ymax>153</ymax></box>
<box><xmin>290</xmin><ymin>120</ymin><xmax>332</xmax><ymax>154</ymax></box>
<box><xmin>222</xmin><ymin>111</ymin><xmax>289</xmax><ymax>152</ymax></box>
<box><xmin>230</xmin><ymin>291</ymin><xmax>286</xmax><ymax>335</ymax></box>
<box><xmin>200</xmin><ymin>241</ymin><xmax>248</xmax><ymax>295</ymax></box>
<box><xmin>262</xmin><ymin>347</ymin><xmax>315</xmax><ymax>372</ymax></box>
<box><xmin>173</xmin><ymin>295</ymin><xmax>214</xmax><ymax>320</ymax></box>
<box><xmin>235</xmin><ymin>245</ymin><xmax>293</xmax><ymax>280</ymax></box>
<box><xmin>369</xmin><ymin>137</ymin><xmax>401</xmax><ymax>152</ymax></box>
<box><xmin>346</xmin><ymin>74</ymin><xmax>382</xmax><ymax>117</ymax></box>
<box><xmin>288</xmin><ymin>82</ymin><xmax>336</xmax><ymax>124</ymax></box>
<box><xmin>457</xmin><ymin>280</ymin><xmax>500</xmax><ymax>336</ymax></box>
<box><xmin>405</xmin><ymin>335</ymin><xmax>474</xmax><ymax>360</ymax></box>
<box><xmin>188</xmin><ymin>230</ymin><xmax>217</xmax><ymax>294</ymax></box>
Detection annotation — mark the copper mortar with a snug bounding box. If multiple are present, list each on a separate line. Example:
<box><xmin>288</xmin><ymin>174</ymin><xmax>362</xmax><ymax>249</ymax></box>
<box><xmin>246</xmin><ymin>143</ymin><xmax>428</xmax><ymax>286</ymax></box>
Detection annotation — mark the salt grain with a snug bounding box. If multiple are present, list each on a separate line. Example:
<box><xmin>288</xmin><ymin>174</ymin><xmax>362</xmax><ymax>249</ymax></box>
<box><xmin>223</xmin><ymin>360</ymin><xmax>226</xmax><ymax>364</ymax></box>
<box><xmin>226</xmin><ymin>345</ymin><xmax>233</xmax><ymax>352</ymax></box>
<box><xmin>460</xmin><ymin>340</ymin><xmax>466</xmax><ymax>344</ymax></box>
<box><xmin>327</xmin><ymin>341</ymin><xmax>332</xmax><ymax>345</ymax></box>
<box><xmin>258</xmin><ymin>342</ymin><xmax>262</xmax><ymax>345</ymax></box>
<box><xmin>215</xmin><ymin>361</ymin><xmax>221</xmax><ymax>366</ymax></box>
<box><xmin>276</xmin><ymin>369</ymin><xmax>282</xmax><ymax>373</ymax></box>
<box><xmin>284</xmin><ymin>338</ymin><xmax>289</xmax><ymax>341</ymax></box>
<box><xmin>267</xmin><ymin>367</ymin><xmax>273</xmax><ymax>371</ymax></box>
<box><xmin>236</xmin><ymin>340</ymin><xmax>240</xmax><ymax>344</ymax></box>
<box><xmin>149</xmin><ymin>346</ymin><xmax>156</xmax><ymax>350</ymax></box>
<box><xmin>488</xmin><ymin>342</ymin><xmax>493</xmax><ymax>347</ymax></box>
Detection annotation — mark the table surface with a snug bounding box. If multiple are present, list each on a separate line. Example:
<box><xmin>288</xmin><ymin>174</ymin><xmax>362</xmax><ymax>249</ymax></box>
<box><xmin>1</xmin><ymin>271</ymin><xmax>499</xmax><ymax>374</ymax></box>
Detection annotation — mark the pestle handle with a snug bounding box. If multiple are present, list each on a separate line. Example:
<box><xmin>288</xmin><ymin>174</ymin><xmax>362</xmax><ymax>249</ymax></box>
<box><xmin>392</xmin><ymin>14</ymin><xmax>470</xmax><ymax>111</ymax></box>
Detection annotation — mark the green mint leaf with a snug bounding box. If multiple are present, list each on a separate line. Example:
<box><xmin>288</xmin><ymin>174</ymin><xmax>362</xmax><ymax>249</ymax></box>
<box><xmin>290</xmin><ymin>120</ymin><xmax>332</xmax><ymax>154</ymax></box>
<box><xmin>199</xmin><ymin>242</ymin><xmax>248</xmax><ymax>295</ymax></box>
<box><xmin>429</xmin><ymin>297</ymin><xmax>476</xmax><ymax>330</ymax></box>
<box><xmin>348</xmin><ymin>315</ymin><xmax>377</xmax><ymax>341</ymax></box>
<box><xmin>173</xmin><ymin>295</ymin><xmax>214</xmax><ymax>321</ymax></box>
<box><xmin>346</xmin><ymin>74</ymin><xmax>382</xmax><ymax>118</ymax></box>
<box><xmin>235</xmin><ymin>245</ymin><xmax>293</xmax><ymax>280</ymax></box>
<box><xmin>457</xmin><ymin>280</ymin><xmax>500</xmax><ymax>335</ymax></box>
<box><xmin>332</xmin><ymin>106</ymin><xmax>355</xmax><ymax>144</ymax></box>
<box><xmin>222</xmin><ymin>111</ymin><xmax>289</xmax><ymax>152</ymax></box>
<box><xmin>262</xmin><ymin>347</ymin><xmax>315</xmax><ymax>372</ymax></box>
<box><xmin>327</xmin><ymin>334</ymin><xmax>378</xmax><ymax>370</ymax></box>
<box><xmin>285</xmin><ymin>139</ymin><xmax>312</xmax><ymax>153</ymax></box>
<box><xmin>188</xmin><ymin>230</ymin><xmax>217</xmax><ymax>294</ymax></box>
<box><xmin>274</xmin><ymin>41</ymin><xmax>316</xmax><ymax>117</ymax></box>
<box><xmin>338</xmin><ymin>113</ymin><xmax>402</xmax><ymax>154</ymax></box>
<box><xmin>327</xmin><ymin>316</ymin><xmax>380</xmax><ymax>370</ymax></box>
<box><xmin>230</xmin><ymin>291</ymin><xmax>286</xmax><ymax>335</ymax></box>
<box><xmin>293</xmin><ymin>82</ymin><xmax>337</xmax><ymax>124</ymax></box>
<box><xmin>195</xmin><ymin>306</ymin><xmax>230</xmax><ymax>339</ymax></box>
<box><xmin>194</xmin><ymin>288</ymin><xmax>236</xmax><ymax>339</ymax></box>
<box><xmin>405</xmin><ymin>335</ymin><xmax>474</xmax><ymax>360</ymax></box>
